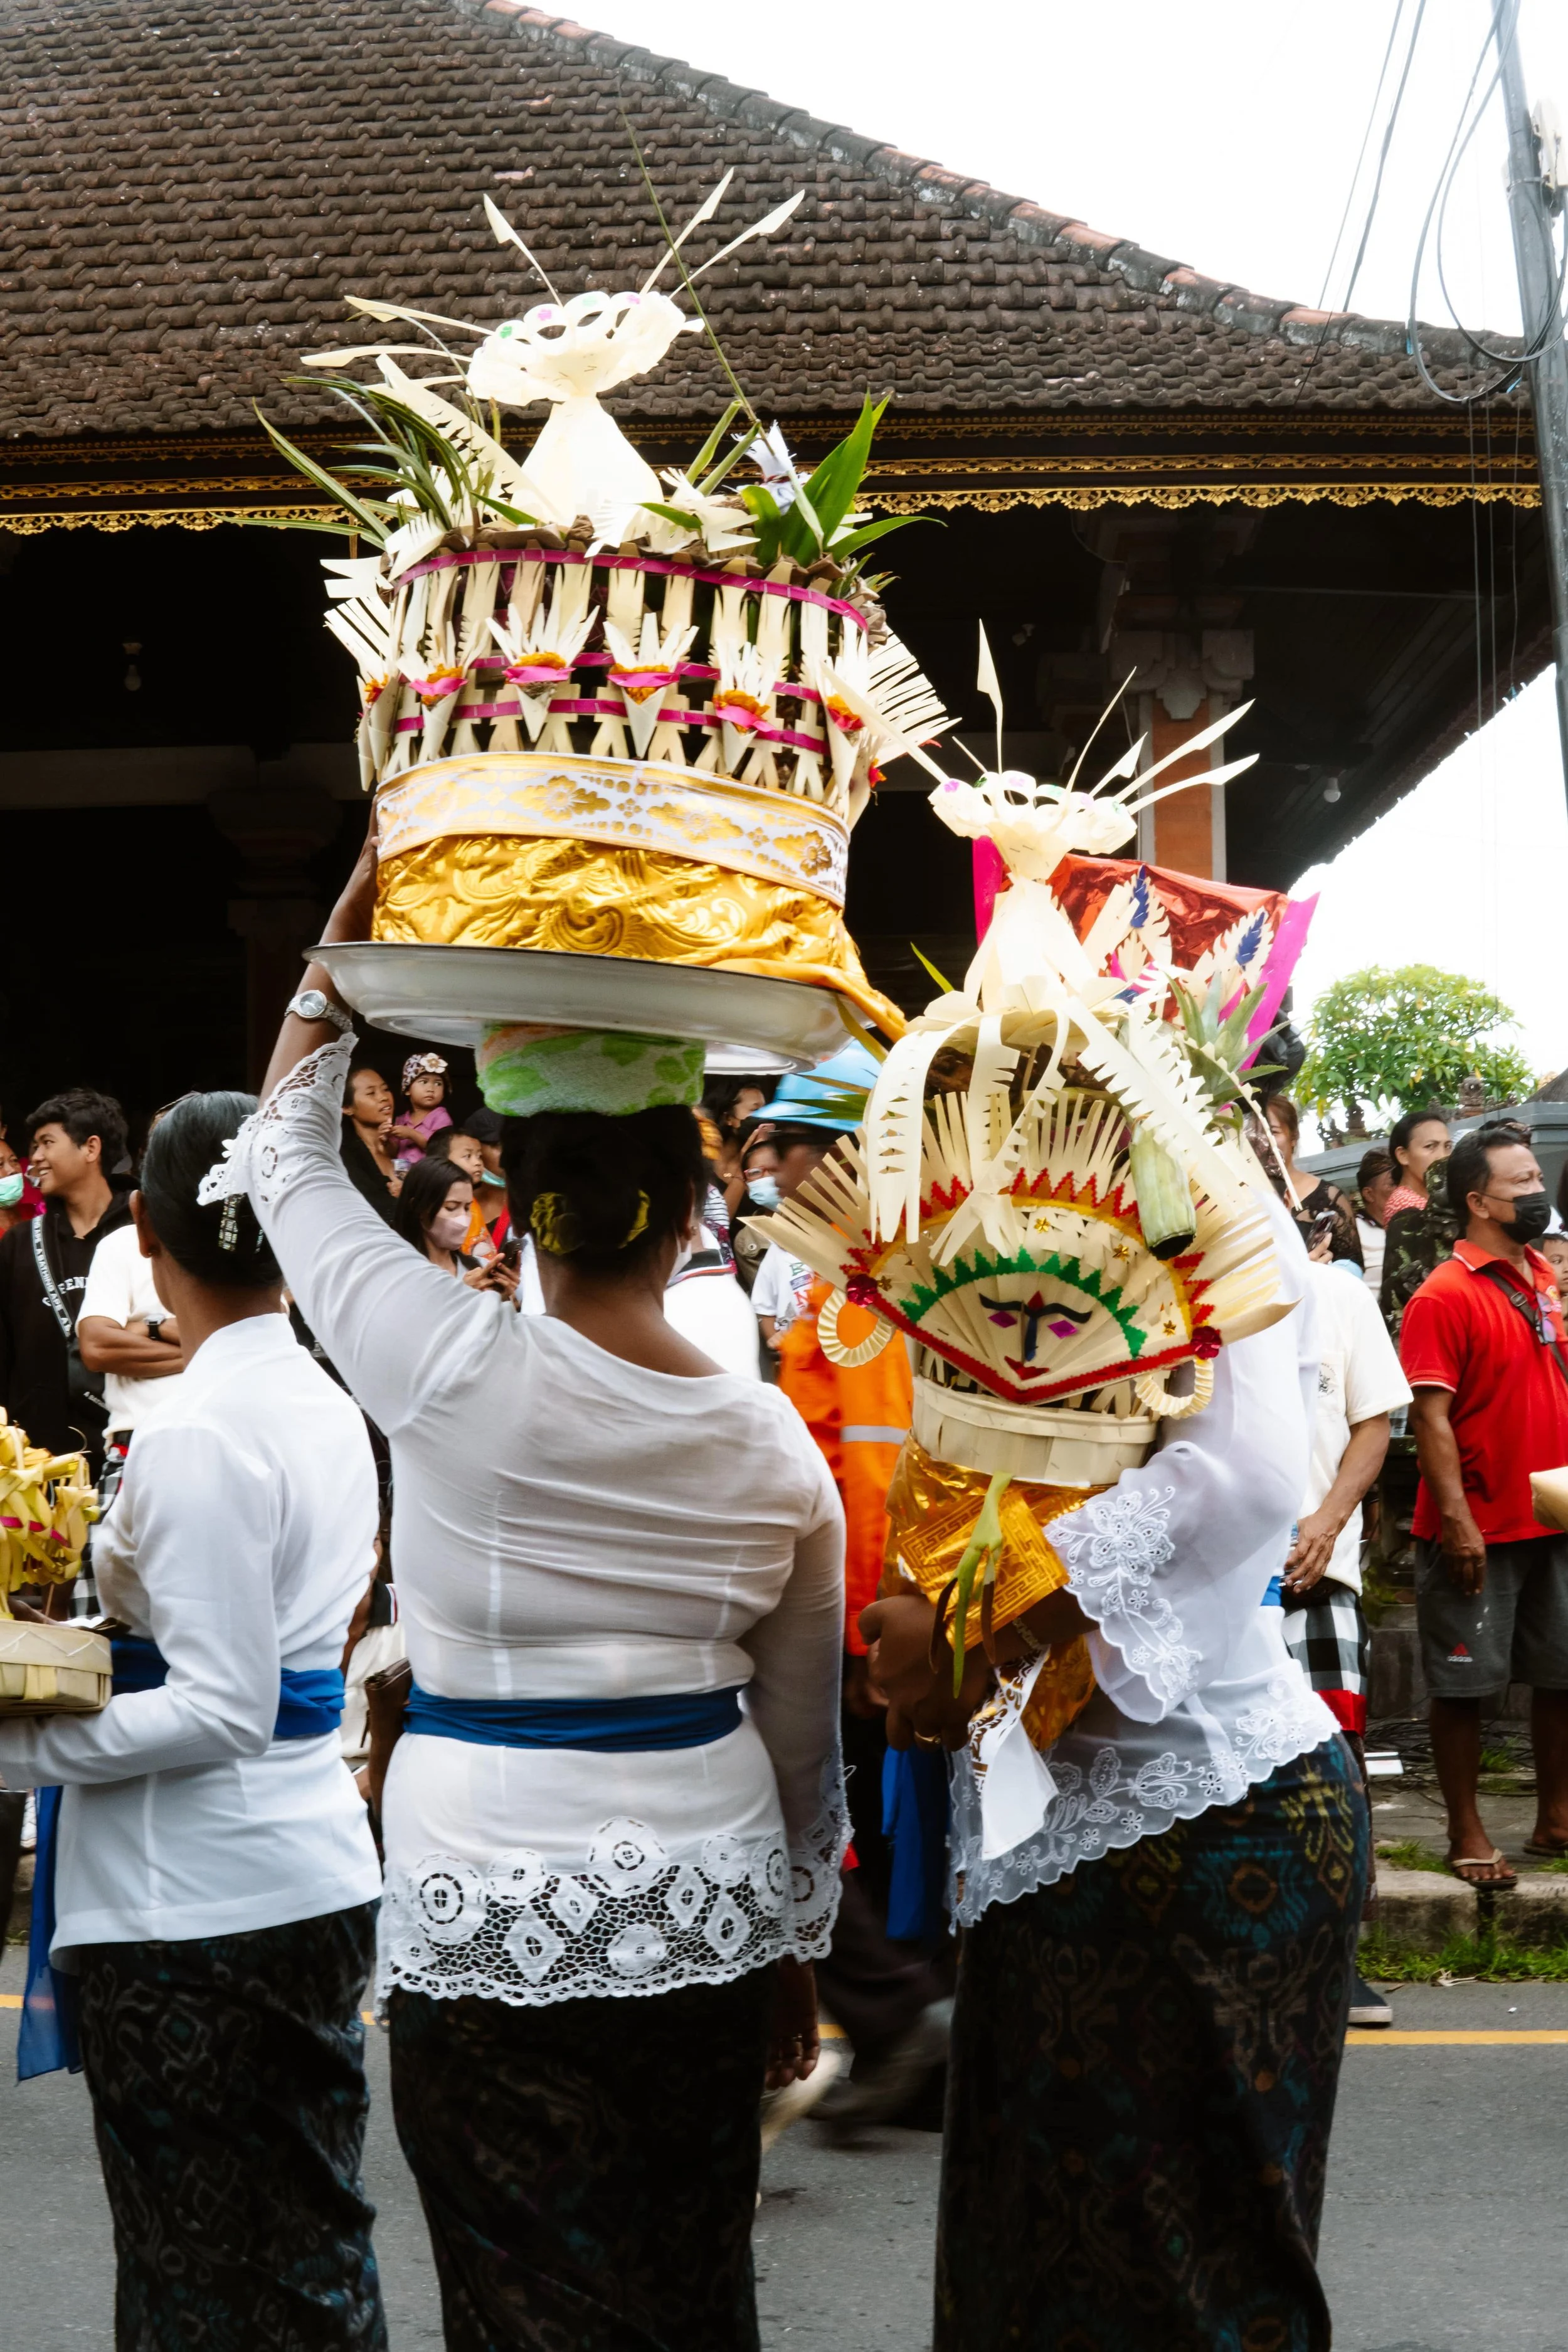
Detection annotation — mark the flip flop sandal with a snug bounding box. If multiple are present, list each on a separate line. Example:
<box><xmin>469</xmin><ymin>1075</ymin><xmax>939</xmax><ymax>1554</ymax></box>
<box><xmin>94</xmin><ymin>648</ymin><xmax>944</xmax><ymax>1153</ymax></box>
<box><xmin>1523</xmin><ymin>1837</ymin><xmax>1568</xmax><ymax>1859</ymax></box>
<box><xmin>1448</xmin><ymin>1850</ymin><xmax>1518</xmax><ymax>1889</ymax></box>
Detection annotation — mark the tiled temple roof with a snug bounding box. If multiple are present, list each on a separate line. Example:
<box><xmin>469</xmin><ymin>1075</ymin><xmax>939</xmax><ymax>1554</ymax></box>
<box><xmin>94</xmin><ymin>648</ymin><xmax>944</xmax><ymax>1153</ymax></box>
<box><xmin>0</xmin><ymin>0</ymin><xmax>1510</xmax><ymax>442</ymax></box>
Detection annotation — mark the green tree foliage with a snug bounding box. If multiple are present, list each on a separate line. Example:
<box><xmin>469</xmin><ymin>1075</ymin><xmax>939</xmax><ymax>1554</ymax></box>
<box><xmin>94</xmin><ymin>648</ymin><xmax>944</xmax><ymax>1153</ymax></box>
<box><xmin>1298</xmin><ymin>964</ymin><xmax>1535</xmax><ymax>1129</ymax></box>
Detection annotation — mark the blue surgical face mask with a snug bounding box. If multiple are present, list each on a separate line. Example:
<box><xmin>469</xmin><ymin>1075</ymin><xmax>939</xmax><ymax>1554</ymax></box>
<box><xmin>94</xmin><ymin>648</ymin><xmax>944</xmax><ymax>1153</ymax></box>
<box><xmin>481</xmin><ymin>1167</ymin><xmax>506</xmax><ymax>1187</ymax></box>
<box><xmin>746</xmin><ymin>1173</ymin><xmax>781</xmax><ymax>1211</ymax></box>
<box><xmin>0</xmin><ymin>1173</ymin><xmax>23</xmax><ymax>1208</ymax></box>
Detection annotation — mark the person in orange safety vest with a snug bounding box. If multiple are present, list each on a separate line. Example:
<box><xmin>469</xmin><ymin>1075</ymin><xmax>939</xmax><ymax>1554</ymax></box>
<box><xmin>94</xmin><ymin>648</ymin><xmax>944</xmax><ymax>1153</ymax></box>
<box><xmin>748</xmin><ymin>1051</ymin><xmax>948</xmax><ymax>2145</ymax></box>
<box><xmin>750</xmin><ymin>1047</ymin><xmax>913</xmax><ymax>1656</ymax></box>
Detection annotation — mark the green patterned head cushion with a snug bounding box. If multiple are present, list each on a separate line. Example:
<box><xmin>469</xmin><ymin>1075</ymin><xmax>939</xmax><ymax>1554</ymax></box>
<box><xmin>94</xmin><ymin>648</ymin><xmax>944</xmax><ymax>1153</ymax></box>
<box><xmin>476</xmin><ymin>1025</ymin><xmax>706</xmax><ymax>1118</ymax></box>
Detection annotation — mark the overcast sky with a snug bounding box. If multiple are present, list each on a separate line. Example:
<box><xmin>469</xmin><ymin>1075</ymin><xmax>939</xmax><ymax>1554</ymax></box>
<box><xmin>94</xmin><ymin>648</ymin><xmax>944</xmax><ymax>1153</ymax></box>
<box><xmin>599</xmin><ymin>0</ymin><xmax>1568</xmax><ymax>1099</ymax></box>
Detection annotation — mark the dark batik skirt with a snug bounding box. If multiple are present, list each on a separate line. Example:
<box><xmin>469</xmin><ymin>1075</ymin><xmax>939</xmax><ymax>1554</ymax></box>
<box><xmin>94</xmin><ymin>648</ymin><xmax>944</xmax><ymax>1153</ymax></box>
<box><xmin>75</xmin><ymin>1902</ymin><xmax>385</xmax><ymax>2352</ymax></box>
<box><xmin>389</xmin><ymin>1965</ymin><xmax>774</xmax><ymax>2352</ymax></box>
<box><xmin>936</xmin><ymin>1737</ymin><xmax>1367</xmax><ymax>2352</ymax></box>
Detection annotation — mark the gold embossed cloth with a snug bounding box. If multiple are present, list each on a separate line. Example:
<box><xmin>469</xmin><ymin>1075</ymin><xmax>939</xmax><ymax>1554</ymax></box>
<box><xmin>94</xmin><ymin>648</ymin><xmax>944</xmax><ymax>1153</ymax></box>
<box><xmin>374</xmin><ymin>834</ymin><xmax>903</xmax><ymax>1035</ymax></box>
<box><xmin>881</xmin><ymin>1437</ymin><xmax>1103</xmax><ymax>1752</ymax></box>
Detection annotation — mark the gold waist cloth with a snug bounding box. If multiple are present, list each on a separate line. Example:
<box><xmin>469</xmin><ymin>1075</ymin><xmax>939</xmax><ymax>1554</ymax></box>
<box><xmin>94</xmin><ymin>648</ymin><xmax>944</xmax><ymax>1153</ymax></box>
<box><xmin>882</xmin><ymin>1436</ymin><xmax>1104</xmax><ymax>1752</ymax></box>
<box><xmin>373</xmin><ymin>834</ymin><xmax>904</xmax><ymax>1039</ymax></box>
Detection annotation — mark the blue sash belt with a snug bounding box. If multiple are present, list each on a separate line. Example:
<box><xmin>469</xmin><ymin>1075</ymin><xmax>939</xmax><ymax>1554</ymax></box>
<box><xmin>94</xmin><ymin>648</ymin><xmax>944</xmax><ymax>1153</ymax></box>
<box><xmin>403</xmin><ymin>1683</ymin><xmax>743</xmax><ymax>1752</ymax></box>
<box><xmin>19</xmin><ymin>1636</ymin><xmax>346</xmax><ymax>2084</ymax></box>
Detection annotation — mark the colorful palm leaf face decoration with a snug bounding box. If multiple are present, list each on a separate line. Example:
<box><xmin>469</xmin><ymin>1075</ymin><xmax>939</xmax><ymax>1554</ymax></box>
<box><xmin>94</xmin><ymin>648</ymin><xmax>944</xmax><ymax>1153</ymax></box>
<box><xmin>765</xmin><ymin>1084</ymin><xmax>1281</xmax><ymax>1411</ymax></box>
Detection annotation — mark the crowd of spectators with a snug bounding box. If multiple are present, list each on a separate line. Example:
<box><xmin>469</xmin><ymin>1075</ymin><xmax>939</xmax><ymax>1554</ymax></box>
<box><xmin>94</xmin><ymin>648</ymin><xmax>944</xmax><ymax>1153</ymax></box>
<box><xmin>1270</xmin><ymin>1091</ymin><xmax>1568</xmax><ymax>1929</ymax></box>
<box><xmin>8</xmin><ymin>1060</ymin><xmax>1568</xmax><ymax>2058</ymax></box>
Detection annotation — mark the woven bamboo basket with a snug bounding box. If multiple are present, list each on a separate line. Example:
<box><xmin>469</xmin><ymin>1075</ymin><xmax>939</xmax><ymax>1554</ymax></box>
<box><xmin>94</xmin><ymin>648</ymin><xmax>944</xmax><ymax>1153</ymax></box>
<box><xmin>911</xmin><ymin>1377</ymin><xmax>1158</xmax><ymax>1486</ymax></box>
<box><xmin>0</xmin><ymin>1619</ymin><xmax>112</xmax><ymax>1715</ymax></box>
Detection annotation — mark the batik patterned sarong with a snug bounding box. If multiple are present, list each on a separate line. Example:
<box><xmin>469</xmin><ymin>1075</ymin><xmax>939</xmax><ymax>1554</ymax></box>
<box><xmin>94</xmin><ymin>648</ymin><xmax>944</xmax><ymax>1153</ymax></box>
<box><xmin>388</xmin><ymin>1966</ymin><xmax>774</xmax><ymax>2352</ymax></box>
<box><xmin>75</xmin><ymin>1902</ymin><xmax>384</xmax><ymax>2352</ymax></box>
<box><xmin>936</xmin><ymin>1738</ymin><xmax>1365</xmax><ymax>2352</ymax></box>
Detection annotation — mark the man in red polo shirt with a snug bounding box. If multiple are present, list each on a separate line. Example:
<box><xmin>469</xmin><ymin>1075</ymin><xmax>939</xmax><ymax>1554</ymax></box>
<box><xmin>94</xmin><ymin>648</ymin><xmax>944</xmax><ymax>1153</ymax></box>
<box><xmin>1401</xmin><ymin>1120</ymin><xmax>1568</xmax><ymax>1888</ymax></box>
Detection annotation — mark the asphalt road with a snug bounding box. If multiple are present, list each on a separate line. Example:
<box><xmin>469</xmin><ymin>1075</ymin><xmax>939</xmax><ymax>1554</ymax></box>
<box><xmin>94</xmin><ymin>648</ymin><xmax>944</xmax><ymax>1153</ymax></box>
<box><xmin>4</xmin><ymin>1949</ymin><xmax>1567</xmax><ymax>2352</ymax></box>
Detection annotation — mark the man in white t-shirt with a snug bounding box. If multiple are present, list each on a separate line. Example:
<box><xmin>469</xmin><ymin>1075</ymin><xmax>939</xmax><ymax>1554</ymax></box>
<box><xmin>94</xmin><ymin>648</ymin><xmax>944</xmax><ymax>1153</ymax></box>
<box><xmin>664</xmin><ymin>1184</ymin><xmax>760</xmax><ymax>1381</ymax></box>
<box><xmin>77</xmin><ymin>1220</ymin><xmax>186</xmax><ymax>1500</ymax></box>
<box><xmin>750</xmin><ymin>1241</ymin><xmax>816</xmax><ymax>1354</ymax></box>
<box><xmin>1281</xmin><ymin>1253</ymin><xmax>1412</xmax><ymax>2025</ymax></box>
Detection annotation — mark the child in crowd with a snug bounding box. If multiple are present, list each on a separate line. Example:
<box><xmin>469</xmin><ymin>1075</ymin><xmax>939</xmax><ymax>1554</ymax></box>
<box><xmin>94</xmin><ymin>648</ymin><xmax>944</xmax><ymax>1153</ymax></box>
<box><xmin>424</xmin><ymin>1129</ymin><xmax>495</xmax><ymax>1261</ymax></box>
<box><xmin>0</xmin><ymin>1135</ymin><xmax>34</xmax><ymax>1237</ymax></box>
<box><xmin>460</xmin><ymin>1108</ymin><xmax>511</xmax><ymax>1241</ymax></box>
<box><xmin>1540</xmin><ymin>1227</ymin><xmax>1568</xmax><ymax>1298</ymax></box>
<box><xmin>389</xmin><ymin>1053</ymin><xmax>452</xmax><ymax>1170</ymax></box>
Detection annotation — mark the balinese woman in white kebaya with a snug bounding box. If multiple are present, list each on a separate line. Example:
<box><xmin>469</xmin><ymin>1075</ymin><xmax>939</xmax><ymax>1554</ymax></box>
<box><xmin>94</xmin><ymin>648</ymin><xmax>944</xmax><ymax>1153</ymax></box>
<box><xmin>216</xmin><ymin>840</ymin><xmax>848</xmax><ymax>2352</ymax></box>
<box><xmin>867</xmin><ymin>1190</ymin><xmax>1365</xmax><ymax>2352</ymax></box>
<box><xmin>0</xmin><ymin>1091</ymin><xmax>386</xmax><ymax>2351</ymax></box>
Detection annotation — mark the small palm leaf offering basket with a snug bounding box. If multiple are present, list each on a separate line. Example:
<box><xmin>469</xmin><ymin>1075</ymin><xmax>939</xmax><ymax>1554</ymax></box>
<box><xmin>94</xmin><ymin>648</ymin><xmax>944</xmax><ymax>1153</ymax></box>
<box><xmin>753</xmin><ymin>668</ymin><xmax>1315</xmax><ymax>1797</ymax></box>
<box><xmin>263</xmin><ymin>179</ymin><xmax>951</xmax><ymax>1069</ymax></box>
<box><xmin>0</xmin><ymin>1410</ymin><xmax>107</xmax><ymax>1715</ymax></box>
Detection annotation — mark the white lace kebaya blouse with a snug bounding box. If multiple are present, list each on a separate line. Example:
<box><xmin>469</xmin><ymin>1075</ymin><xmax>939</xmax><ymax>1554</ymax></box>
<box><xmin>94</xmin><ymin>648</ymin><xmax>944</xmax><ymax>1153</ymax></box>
<box><xmin>228</xmin><ymin>1037</ymin><xmax>849</xmax><ymax>2008</ymax></box>
<box><xmin>951</xmin><ymin>1194</ymin><xmax>1342</xmax><ymax>1927</ymax></box>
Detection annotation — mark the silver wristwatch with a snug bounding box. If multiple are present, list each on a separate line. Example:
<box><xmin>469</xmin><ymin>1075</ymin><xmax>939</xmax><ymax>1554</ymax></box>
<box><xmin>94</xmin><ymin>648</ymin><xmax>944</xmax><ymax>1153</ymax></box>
<box><xmin>287</xmin><ymin>988</ymin><xmax>354</xmax><ymax>1036</ymax></box>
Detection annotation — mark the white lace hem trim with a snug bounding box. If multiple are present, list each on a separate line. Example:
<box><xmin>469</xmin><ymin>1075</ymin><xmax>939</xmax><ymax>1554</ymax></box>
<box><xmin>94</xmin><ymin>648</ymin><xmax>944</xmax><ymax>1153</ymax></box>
<box><xmin>376</xmin><ymin>1792</ymin><xmax>849</xmax><ymax>2008</ymax></box>
<box><xmin>950</xmin><ymin>1674</ymin><xmax>1340</xmax><ymax>1928</ymax></box>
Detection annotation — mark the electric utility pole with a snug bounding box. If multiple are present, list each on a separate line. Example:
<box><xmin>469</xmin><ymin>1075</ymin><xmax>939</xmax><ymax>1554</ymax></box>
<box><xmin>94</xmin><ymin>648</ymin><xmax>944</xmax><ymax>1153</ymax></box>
<box><xmin>1496</xmin><ymin>0</ymin><xmax>1568</xmax><ymax>797</ymax></box>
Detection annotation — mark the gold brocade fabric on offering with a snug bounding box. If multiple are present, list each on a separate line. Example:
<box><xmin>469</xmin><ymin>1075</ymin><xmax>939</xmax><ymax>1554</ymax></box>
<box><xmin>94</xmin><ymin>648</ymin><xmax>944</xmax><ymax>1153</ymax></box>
<box><xmin>881</xmin><ymin>1436</ymin><xmax>1104</xmax><ymax>1752</ymax></box>
<box><xmin>373</xmin><ymin>835</ymin><xmax>904</xmax><ymax>1037</ymax></box>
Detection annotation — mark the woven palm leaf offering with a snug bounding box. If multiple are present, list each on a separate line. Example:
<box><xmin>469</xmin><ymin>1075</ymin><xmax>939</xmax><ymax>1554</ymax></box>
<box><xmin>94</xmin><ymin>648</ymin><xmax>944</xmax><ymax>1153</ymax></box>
<box><xmin>753</xmin><ymin>649</ymin><xmax>1315</xmax><ymax>1799</ymax></box>
<box><xmin>0</xmin><ymin>1409</ymin><xmax>107</xmax><ymax>1715</ymax></box>
<box><xmin>261</xmin><ymin>173</ymin><xmax>950</xmax><ymax>1071</ymax></box>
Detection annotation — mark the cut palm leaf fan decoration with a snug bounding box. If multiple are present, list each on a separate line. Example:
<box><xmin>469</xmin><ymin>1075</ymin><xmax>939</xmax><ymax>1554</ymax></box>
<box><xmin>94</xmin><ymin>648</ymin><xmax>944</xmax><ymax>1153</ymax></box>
<box><xmin>750</xmin><ymin>636</ymin><xmax>1315</xmax><ymax>1729</ymax></box>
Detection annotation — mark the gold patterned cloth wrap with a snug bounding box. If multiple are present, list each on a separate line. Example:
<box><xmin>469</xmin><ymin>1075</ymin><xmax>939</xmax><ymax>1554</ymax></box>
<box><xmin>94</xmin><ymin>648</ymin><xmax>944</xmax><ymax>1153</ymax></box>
<box><xmin>372</xmin><ymin>750</ymin><xmax>902</xmax><ymax>1035</ymax></box>
<box><xmin>882</xmin><ymin>1435</ymin><xmax>1103</xmax><ymax>1752</ymax></box>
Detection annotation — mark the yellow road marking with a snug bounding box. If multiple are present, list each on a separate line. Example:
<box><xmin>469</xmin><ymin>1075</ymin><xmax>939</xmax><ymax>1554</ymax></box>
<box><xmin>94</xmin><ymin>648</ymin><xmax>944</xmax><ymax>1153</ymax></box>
<box><xmin>1347</xmin><ymin>2027</ymin><xmax>1568</xmax><ymax>2045</ymax></box>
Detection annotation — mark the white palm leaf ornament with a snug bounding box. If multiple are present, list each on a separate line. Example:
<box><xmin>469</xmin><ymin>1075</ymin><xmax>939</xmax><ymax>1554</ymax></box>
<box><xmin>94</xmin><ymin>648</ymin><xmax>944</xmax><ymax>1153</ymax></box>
<box><xmin>752</xmin><ymin>630</ymin><xmax>1295</xmax><ymax>1445</ymax></box>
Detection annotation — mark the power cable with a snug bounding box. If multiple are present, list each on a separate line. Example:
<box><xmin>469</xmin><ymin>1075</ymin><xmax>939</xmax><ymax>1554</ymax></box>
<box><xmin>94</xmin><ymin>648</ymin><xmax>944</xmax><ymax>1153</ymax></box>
<box><xmin>1339</xmin><ymin>0</ymin><xmax>1428</xmax><ymax>316</ymax></box>
<box><xmin>1507</xmin><ymin>394</ymin><xmax>1523</xmax><ymax>694</ymax></box>
<box><xmin>1408</xmin><ymin>0</ymin><xmax>1567</xmax><ymax>405</ymax></box>
<box><xmin>1292</xmin><ymin>1</ymin><xmax>1424</xmax><ymax>408</ymax></box>
<box><xmin>1311</xmin><ymin>0</ymin><xmax>1407</xmax><ymax>314</ymax></box>
<box><xmin>1433</xmin><ymin>5</ymin><xmax>1567</xmax><ymax>369</ymax></box>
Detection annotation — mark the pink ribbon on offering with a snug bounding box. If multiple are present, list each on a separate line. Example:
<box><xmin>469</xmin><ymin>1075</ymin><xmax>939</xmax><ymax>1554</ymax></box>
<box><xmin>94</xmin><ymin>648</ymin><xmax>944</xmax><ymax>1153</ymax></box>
<box><xmin>761</xmin><ymin>724</ymin><xmax>829</xmax><ymax>755</ymax></box>
<box><xmin>1241</xmin><ymin>893</ymin><xmax>1318</xmax><ymax>1066</ymax></box>
<box><xmin>973</xmin><ymin>839</ymin><xmax>1008</xmax><ymax>940</ymax></box>
<box><xmin>396</xmin><ymin>544</ymin><xmax>869</xmax><ymax>628</ymax></box>
<box><xmin>712</xmin><ymin>692</ymin><xmax>769</xmax><ymax>736</ymax></box>
<box><xmin>541</xmin><ymin>696</ymin><xmax>644</xmax><ymax>721</ymax></box>
<box><xmin>505</xmin><ymin>659</ymin><xmax>575</xmax><ymax>689</ymax></box>
<box><xmin>388</xmin><ymin>692</ymin><xmax>827</xmax><ymax>750</ymax></box>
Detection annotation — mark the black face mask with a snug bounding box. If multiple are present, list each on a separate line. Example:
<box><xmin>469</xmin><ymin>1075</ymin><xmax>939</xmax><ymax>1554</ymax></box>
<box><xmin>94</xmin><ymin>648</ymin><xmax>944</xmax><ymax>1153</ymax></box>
<box><xmin>1493</xmin><ymin>1189</ymin><xmax>1552</xmax><ymax>1243</ymax></box>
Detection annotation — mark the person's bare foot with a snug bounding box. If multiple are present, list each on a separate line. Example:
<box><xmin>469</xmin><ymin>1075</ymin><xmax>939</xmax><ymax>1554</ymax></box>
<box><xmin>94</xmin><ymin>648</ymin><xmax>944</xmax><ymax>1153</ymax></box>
<box><xmin>1446</xmin><ymin>1841</ymin><xmax>1518</xmax><ymax>1888</ymax></box>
